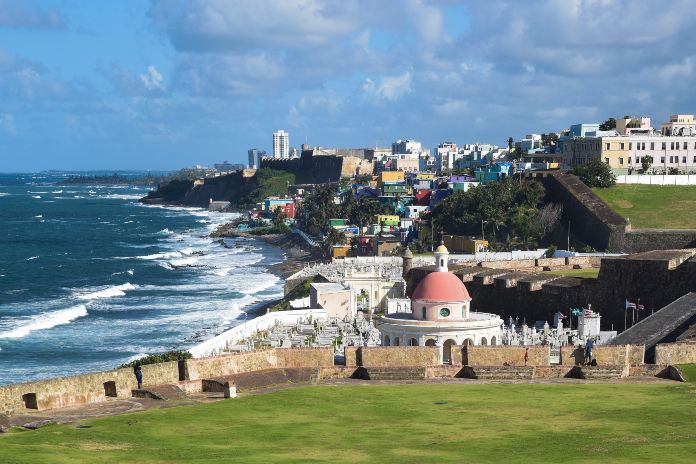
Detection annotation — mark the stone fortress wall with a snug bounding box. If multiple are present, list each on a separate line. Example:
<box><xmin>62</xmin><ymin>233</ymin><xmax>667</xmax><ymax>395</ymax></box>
<box><xmin>527</xmin><ymin>171</ymin><xmax>696</xmax><ymax>252</ymax></box>
<box><xmin>4</xmin><ymin>341</ymin><xmax>696</xmax><ymax>416</ymax></box>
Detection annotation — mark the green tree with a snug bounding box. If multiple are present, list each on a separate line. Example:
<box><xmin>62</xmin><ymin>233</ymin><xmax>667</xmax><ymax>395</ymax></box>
<box><xmin>599</xmin><ymin>117</ymin><xmax>616</xmax><ymax>131</ymax></box>
<box><xmin>641</xmin><ymin>154</ymin><xmax>654</xmax><ymax>174</ymax></box>
<box><xmin>507</xmin><ymin>137</ymin><xmax>514</xmax><ymax>152</ymax></box>
<box><xmin>570</xmin><ymin>158</ymin><xmax>616</xmax><ymax>188</ymax></box>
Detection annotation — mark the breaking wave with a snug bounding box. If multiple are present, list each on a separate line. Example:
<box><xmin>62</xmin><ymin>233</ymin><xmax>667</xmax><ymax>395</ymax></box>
<box><xmin>0</xmin><ymin>305</ymin><xmax>88</xmax><ymax>339</ymax></box>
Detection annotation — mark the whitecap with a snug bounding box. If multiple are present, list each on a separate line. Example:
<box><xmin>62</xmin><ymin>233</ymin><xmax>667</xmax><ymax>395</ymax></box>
<box><xmin>34</xmin><ymin>214</ymin><xmax>43</xmax><ymax>218</ymax></box>
<box><xmin>77</xmin><ymin>283</ymin><xmax>137</xmax><ymax>300</ymax></box>
<box><xmin>32</xmin><ymin>195</ymin><xmax>41</xmax><ymax>199</ymax></box>
<box><xmin>52</xmin><ymin>190</ymin><xmax>63</xmax><ymax>194</ymax></box>
<box><xmin>0</xmin><ymin>192</ymin><xmax>9</xmax><ymax>197</ymax></box>
<box><xmin>26</xmin><ymin>256</ymin><xmax>39</xmax><ymax>261</ymax></box>
<box><xmin>0</xmin><ymin>304</ymin><xmax>88</xmax><ymax>339</ymax></box>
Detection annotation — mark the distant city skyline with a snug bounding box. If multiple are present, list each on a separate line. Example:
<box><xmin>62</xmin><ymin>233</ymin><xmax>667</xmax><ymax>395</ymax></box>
<box><xmin>1</xmin><ymin>0</ymin><xmax>696</xmax><ymax>172</ymax></box>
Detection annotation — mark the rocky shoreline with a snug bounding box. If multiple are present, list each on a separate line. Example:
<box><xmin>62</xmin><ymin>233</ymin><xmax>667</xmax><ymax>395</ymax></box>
<box><xmin>208</xmin><ymin>223</ymin><xmax>325</xmax><ymax>320</ymax></box>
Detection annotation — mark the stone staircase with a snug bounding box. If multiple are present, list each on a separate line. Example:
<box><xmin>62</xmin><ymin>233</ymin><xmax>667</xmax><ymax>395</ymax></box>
<box><xmin>460</xmin><ymin>366</ymin><xmax>534</xmax><ymax>380</ymax></box>
<box><xmin>567</xmin><ymin>365</ymin><xmax>626</xmax><ymax>380</ymax></box>
<box><xmin>610</xmin><ymin>293</ymin><xmax>696</xmax><ymax>361</ymax></box>
<box><xmin>132</xmin><ymin>384</ymin><xmax>187</xmax><ymax>401</ymax></box>
<box><xmin>352</xmin><ymin>367</ymin><xmax>426</xmax><ymax>381</ymax></box>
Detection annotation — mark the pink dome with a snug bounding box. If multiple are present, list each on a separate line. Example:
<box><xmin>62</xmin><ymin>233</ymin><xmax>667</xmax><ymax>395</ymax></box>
<box><xmin>412</xmin><ymin>272</ymin><xmax>471</xmax><ymax>302</ymax></box>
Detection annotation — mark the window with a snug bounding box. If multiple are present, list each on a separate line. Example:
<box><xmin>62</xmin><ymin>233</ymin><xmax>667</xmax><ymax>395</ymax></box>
<box><xmin>440</xmin><ymin>307</ymin><xmax>450</xmax><ymax>317</ymax></box>
<box><xmin>661</xmin><ymin>157</ymin><xmax>665</xmax><ymax>163</ymax></box>
<box><xmin>620</xmin><ymin>143</ymin><xmax>625</xmax><ymax>150</ymax></box>
<box><xmin>670</xmin><ymin>156</ymin><xmax>674</xmax><ymax>163</ymax></box>
<box><xmin>651</xmin><ymin>142</ymin><xmax>655</xmax><ymax>150</ymax></box>
<box><xmin>422</xmin><ymin>307</ymin><xmax>426</xmax><ymax>319</ymax></box>
<box><xmin>628</xmin><ymin>157</ymin><xmax>632</xmax><ymax>164</ymax></box>
<box><xmin>683</xmin><ymin>156</ymin><xmax>687</xmax><ymax>164</ymax></box>
<box><xmin>684</xmin><ymin>142</ymin><xmax>688</xmax><ymax>150</ymax></box>
<box><xmin>671</xmin><ymin>142</ymin><xmax>675</xmax><ymax>150</ymax></box>
<box><xmin>629</xmin><ymin>143</ymin><xmax>632</xmax><ymax>150</ymax></box>
<box><xmin>619</xmin><ymin>157</ymin><xmax>624</xmax><ymax>165</ymax></box>
<box><xmin>605</xmin><ymin>143</ymin><xmax>610</xmax><ymax>150</ymax></box>
<box><xmin>604</xmin><ymin>157</ymin><xmax>610</xmax><ymax>164</ymax></box>
<box><xmin>662</xmin><ymin>142</ymin><xmax>667</xmax><ymax>150</ymax></box>
<box><xmin>693</xmin><ymin>156</ymin><xmax>696</xmax><ymax>163</ymax></box>
<box><xmin>462</xmin><ymin>307</ymin><xmax>465</xmax><ymax>317</ymax></box>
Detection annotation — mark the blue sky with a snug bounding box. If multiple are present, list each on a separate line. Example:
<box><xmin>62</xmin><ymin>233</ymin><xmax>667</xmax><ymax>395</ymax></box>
<box><xmin>1</xmin><ymin>0</ymin><xmax>696</xmax><ymax>171</ymax></box>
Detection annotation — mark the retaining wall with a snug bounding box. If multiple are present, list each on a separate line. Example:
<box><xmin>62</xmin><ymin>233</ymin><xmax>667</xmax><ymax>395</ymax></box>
<box><xmin>0</xmin><ymin>361</ymin><xmax>179</xmax><ymax>416</ymax></box>
<box><xmin>560</xmin><ymin>344</ymin><xmax>644</xmax><ymax>366</ymax></box>
<box><xmin>654</xmin><ymin>342</ymin><xmax>696</xmax><ymax>365</ymax></box>
<box><xmin>463</xmin><ymin>346</ymin><xmax>550</xmax><ymax>367</ymax></box>
<box><xmin>345</xmin><ymin>346</ymin><xmax>440</xmax><ymax>367</ymax></box>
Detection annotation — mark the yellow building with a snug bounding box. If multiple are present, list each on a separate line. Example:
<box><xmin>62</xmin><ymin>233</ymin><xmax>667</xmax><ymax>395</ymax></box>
<box><xmin>375</xmin><ymin>215</ymin><xmax>400</xmax><ymax>226</ymax></box>
<box><xmin>564</xmin><ymin>136</ymin><xmax>629</xmax><ymax>170</ymax></box>
<box><xmin>379</xmin><ymin>171</ymin><xmax>405</xmax><ymax>186</ymax></box>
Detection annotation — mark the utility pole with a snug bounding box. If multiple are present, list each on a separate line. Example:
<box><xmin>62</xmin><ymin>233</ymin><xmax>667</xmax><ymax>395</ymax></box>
<box><xmin>567</xmin><ymin>220</ymin><xmax>570</xmax><ymax>251</ymax></box>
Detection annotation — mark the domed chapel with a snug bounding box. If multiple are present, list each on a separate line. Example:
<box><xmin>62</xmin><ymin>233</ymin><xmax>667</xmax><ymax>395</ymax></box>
<box><xmin>378</xmin><ymin>244</ymin><xmax>503</xmax><ymax>363</ymax></box>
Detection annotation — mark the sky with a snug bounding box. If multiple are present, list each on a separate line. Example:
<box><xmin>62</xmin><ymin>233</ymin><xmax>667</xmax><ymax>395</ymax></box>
<box><xmin>1</xmin><ymin>0</ymin><xmax>696</xmax><ymax>171</ymax></box>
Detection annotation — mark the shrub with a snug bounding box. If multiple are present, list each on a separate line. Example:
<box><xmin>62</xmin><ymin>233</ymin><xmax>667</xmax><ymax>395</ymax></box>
<box><xmin>119</xmin><ymin>350</ymin><xmax>192</xmax><ymax>368</ymax></box>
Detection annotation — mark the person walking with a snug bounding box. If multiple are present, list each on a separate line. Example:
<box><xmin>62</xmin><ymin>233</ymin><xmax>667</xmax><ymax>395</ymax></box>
<box><xmin>524</xmin><ymin>347</ymin><xmax>529</xmax><ymax>366</ymax></box>
<box><xmin>584</xmin><ymin>338</ymin><xmax>594</xmax><ymax>365</ymax></box>
<box><xmin>134</xmin><ymin>365</ymin><xmax>143</xmax><ymax>389</ymax></box>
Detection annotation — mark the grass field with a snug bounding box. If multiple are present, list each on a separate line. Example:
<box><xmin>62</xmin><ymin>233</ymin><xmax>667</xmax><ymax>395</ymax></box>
<box><xmin>2</xmin><ymin>383</ymin><xmax>696</xmax><ymax>463</ymax></box>
<box><xmin>544</xmin><ymin>268</ymin><xmax>600</xmax><ymax>278</ymax></box>
<box><xmin>593</xmin><ymin>184</ymin><xmax>696</xmax><ymax>229</ymax></box>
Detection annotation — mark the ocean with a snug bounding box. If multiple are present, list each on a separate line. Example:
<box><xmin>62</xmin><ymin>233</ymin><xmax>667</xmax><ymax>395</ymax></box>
<box><xmin>0</xmin><ymin>173</ymin><xmax>285</xmax><ymax>385</ymax></box>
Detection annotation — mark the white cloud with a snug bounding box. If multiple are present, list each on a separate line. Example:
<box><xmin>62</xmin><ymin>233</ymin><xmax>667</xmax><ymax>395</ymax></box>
<box><xmin>140</xmin><ymin>66</ymin><xmax>164</xmax><ymax>91</ymax></box>
<box><xmin>363</xmin><ymin>71</ymin><xmax>413</xmax><ymax>101</ymax></box>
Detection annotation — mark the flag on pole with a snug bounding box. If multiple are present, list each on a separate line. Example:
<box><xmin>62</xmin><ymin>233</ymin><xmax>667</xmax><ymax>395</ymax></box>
<box><xmin>636</xmin><ymin>301</ymin><xmax>645</xmax><ymax>311</ymax></box>
<box><xmin>625</xmin><ymin>299</ymin><xmax>637</xmax><ymax>310</ymax></box>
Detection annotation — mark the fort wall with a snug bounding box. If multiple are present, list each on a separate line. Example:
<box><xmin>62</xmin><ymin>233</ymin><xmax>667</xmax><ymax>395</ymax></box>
<box><xmin>654</xmin><ymin>342</ymin><xmax>696</xmax><ymax>365</ymax></box>
<box><xmin>345</xmin><ymin>346</ymin><xmax>440</xmax><ymax>367</ymax></box>
<box><xmin>463</xmin><ymin>346</ymin><xmax>550</xmax><ymax>367</ymax></box>
<box><xmin>559</xmin><ymin>344</ymin><xmax>644</xmax><ymax>366</ymax></box>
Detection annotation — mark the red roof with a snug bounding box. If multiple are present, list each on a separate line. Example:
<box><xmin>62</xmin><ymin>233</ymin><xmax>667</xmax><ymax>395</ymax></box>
<box><xmin>412</xmin><ymin>272</ymin><xmax>471</xmax><ymax>302</ymax></box>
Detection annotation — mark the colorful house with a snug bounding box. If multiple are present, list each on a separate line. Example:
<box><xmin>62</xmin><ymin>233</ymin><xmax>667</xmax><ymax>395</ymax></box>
<box><xmin>474</xmin><ymin>163</ymin><xmax>514</xmax><ymax>184</ymax></box>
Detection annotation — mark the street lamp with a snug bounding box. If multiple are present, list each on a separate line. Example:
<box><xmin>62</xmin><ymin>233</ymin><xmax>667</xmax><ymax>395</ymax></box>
<box><xmin>481</xmin><ymin>220</ymin><xmax>488</xmax><ymax>242</ymax></box>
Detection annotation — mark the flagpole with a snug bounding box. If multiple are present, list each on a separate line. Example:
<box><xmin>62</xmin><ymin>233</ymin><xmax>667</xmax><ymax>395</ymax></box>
<box><xmin>624</xmin><ymin>301</ymin><xmax>627</xmax><ymax>331</ymax></box>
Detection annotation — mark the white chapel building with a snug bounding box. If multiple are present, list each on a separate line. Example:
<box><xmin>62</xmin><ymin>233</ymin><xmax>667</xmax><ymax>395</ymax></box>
<box><xmin>378</xmin><ymin>244</ymin><xmax>503</xmax><ymax>363</ymax></box>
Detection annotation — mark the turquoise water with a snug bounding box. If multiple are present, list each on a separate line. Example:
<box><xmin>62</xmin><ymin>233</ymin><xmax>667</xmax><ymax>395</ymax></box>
<box><xmin>0</xmin><ymin>173</ymin><xmax>284</xmax><ymax>385</ymax></box>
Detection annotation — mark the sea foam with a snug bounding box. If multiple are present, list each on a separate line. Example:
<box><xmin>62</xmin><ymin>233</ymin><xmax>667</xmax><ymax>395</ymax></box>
<box><xmin>0</xmin><ymin>305</ymin><xmax>88</xmax><ymax>339</ymax></box>
<box><xmin>77</xmin><ymin>283</ymin><xmax>137</xmax><ymax>300</ymax></box>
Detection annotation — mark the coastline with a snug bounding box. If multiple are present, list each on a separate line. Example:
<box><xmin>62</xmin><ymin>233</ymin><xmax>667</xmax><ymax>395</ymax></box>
<box><xmin>209</xmin><ymin>223</ymin><xmax>324</xmax><ymax>320</ymax></box>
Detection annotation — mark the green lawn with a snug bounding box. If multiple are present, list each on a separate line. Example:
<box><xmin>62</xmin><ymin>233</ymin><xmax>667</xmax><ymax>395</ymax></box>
<box><xmin>544</xmin><ymin>268</ymin><xmax>600</xmax><ymax>278</ymax></box>
<box><xmin>593</xmin><ymin>184</ymin><xmax>696</xmax><ymax>229</ymax></box>
<box><xmin>677</xmin><ymin>364</ymin><xmax>696</xmax><ymax>383</ymax></box>
<box><xmin>2</xmin><ymin>383</ymin><xmax>696</xmax><ymax>463</ymax></box>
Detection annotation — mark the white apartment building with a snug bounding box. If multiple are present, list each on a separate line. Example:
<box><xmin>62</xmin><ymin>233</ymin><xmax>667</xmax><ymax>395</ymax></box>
<box><xmin>435</xmin><ymin>142</ymin><xmax>458</xmax><ymax>173</ymax></box>
<box><xmin>625</xmin><ymin>135</ymin><xmax>696</xmax><ymax>173</ymax></box>
<box><xmin>272</xmin><ymin>129</ymin><xmax>290</xmax><ymax>158</ymax></box>
<box><xmin>392</xmin><ymin>139</ymin><xmax>422</xmax><ymax>155</ymax></box>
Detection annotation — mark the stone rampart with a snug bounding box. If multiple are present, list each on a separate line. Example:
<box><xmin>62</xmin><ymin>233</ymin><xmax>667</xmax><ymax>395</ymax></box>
<box><xmin>0</xmin><ymin>361</ymin><xmax>179</xmax><ymax>416</ymax></box>
<box><xmin>463</xmin><ymin>346</ymin><xmax>550</xmax><ymax>367</ymax></box>
<box><xmin>185</xmin><ymin>350</ymin><xmax>278</xmax><ymax>380</ymax></box>
<box><xmin>274</xmin><ymin>348</ymin><xmax>334</xmax><ymax>369</ymax></box>
<box><xmin>560</xmin><ymin>344</ymin><xmax>644</xmax><ymax>366</ymax></box>
<box><xmin>530</xmin><ymin>171</ymin><xmax>629</xmax><ymax>252</ymax></box>
<box><xmin>654</xmin><ymin>342</ymin><xmax>696</xmax><ymax>365</ymax></box>
<box><xmin>624</xmin><ymin>229</ymin><xmax>696</xmax><ymax>253</ymax></box>
<box><xmin>347</xmin><ymin>347</ymin><xmax>440</xmax><ymax>367</ymax></box>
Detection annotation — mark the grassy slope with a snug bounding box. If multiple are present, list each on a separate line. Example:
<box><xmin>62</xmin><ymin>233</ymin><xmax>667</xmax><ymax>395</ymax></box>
<box><xmin>2</xmin><ymin>383</ymin><xmax>696</xmax><ymax>463</ymax></box>
<box><xmin>677</xmin><ymin>364</ymin><xmax>696</xmax><ymax>383</ymax></box>
<box><xmin>593</xmin><ymin>185</ymin><xmax>696</xmax><ymax>229</ymax></box>
<box><xmin>544</xmin><ymin>268</ymin><xmax>600</xmax><ymax>278</ymax></box>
